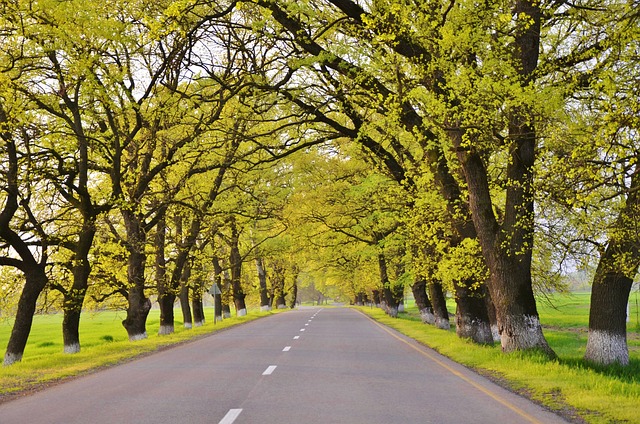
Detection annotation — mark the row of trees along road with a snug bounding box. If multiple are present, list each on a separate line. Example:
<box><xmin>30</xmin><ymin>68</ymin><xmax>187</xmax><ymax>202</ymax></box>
<box><xmin>0</xmin><ymin>0</ymin><xmax>638</xmax><ymax>367</ymax></box>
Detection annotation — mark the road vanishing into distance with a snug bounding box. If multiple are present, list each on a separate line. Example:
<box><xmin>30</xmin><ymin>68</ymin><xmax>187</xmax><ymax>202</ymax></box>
<box><xmin>0</xmin><ymin>308</ymin><xmax>569</xmax><ymax>424</ymax></box>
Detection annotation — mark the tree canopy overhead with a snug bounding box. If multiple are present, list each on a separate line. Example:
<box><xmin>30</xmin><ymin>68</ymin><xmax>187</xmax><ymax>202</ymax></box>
<box><xmin>1</xmin><ymin>0</ymin><xmax>639</xmax><ymax>367</ymax></box>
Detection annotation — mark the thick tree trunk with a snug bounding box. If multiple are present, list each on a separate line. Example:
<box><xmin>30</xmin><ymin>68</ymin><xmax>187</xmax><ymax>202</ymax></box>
<box><xmin>255</xmin><ymin>256</ymin><xmax>271</xmax><ymax>311</ymax></box>
<box><xmin>229</xmin><ymin>220</ymin><xmax>246</xmax><ymax>316</ymax></box>
<box><xmin>289</xmin><ymin>278</ymin><xmax>298</xmax><ymax>309</ymax></box>
<box><xmin>585</xmin><ymin>168</ymin><xmax>640</xmax><ymax>365</ymax></box>
<box><xmin>191</xmin><ymin>271</ymin><xmax>205</xmax><ymax>327</ymax></box>
<box><xmin>180</xmin><ymin>261</ymin><xmax>193</xmax><ymax>329</ymax></box>
<box><xmin>212</xmin><ymin>256</ymin><xmax>225</xmax><ymax>321</ymax></box>
<box><xmin>1</xmin><ymin>132</ymin><xmax>51</xmax><ymax>365</ymax></box>
<box><xmin>449</xmin><ymin>0</ymin><xmax>554</xmax><ymax>353</ymax></box>
<box><xmin>222</xmin><ymin>270</ymin><xmax>232</xmax><ymax>318</ymax></box>
<box><xmin>453</xmin><ymin>279</ymin><xmax>493</xmax><ymax>344</ymax></box>
<box><xmin>585</xmin><ymin>256</ymin><xmax>634</xmax><ymax>365</ymax></box>
<box><xmin>378</xmin><ymin>253</ymin><xmax>398</xmax><ymax>317</ymax></box>
<box><xmin>372</xmin><ymin>289</ymin><xmax>381</xmax><ymax>307</ymax></box>
<box><xmin>428</xmin><ymin>279</ymin><xmax>450</xmax><ymax>330</ymax></box>
<box><xmin>3</xmin><ymin>267</ymin><xmax>48</xmax><ymax>365</ymax></box>
<box><xmin>270</xmin><ymin>261</ymin><xmax>287</xmax><ymax>309</ymax></box>
<box><xmin>121</xmin><ymin>212</ymin><xmax>151</xmax><ymax>341</ymax></box>
<box><xmin>192</xmin><ymin>294</ymin><xmax>205</xmax><ymax>327</ymax></box>
<box><xmin>62</xmin><ymin>222</ymin><xmax>95</xmax><ymax>353</ymax></box>
<box><xmin>412</xmin><ymin>278</ymin><xmax>435</xmax><ymax>324</ymax></box>
<box><xmin>155</xmin><ymin>218</ymin><xmax>175</xmax><ymax>335</ymax></box>
<box><xmin>484</xmin><ymin>285</ymin><xmax>500</xmax><ymax>342</ymax></box>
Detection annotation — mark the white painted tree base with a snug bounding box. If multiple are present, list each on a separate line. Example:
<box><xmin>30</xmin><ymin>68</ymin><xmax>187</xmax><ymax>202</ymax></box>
<box><xmin>584</xmin><ymin>330</ymin><xmax>629</xmax><ymax>366</ymax></box>
<box><xmin>129</xmin><ymin>332</ymin><xmax>148</xmax><ymax>341</ymax></box>
<box><xmin>193</xmin><ymin>320</ymin><xmax>204</xmax><ymax>327</ymax></box>
<box><xmin>64</xmin><ymin>343</ymin><xmax>81</xmax><ymax>354</ymax></box>
<box><xmin>398</xmin><ymin>304</ymin><xmax>405</xmax><ymax>313</ymax></box>
<box><xmin>183</xmin><ymin>322</ymin><xmax>192</xmax><ymax>329</ymax></box>
<box><xmin>420</xmin><ymin>308</ymin><xmax>436</xmax><ymax>325</ymax></box>
<box><xmin>277</xmin><ymin>304</ymin><xmax>287</xmax><ymax>310</ymax></box>
<box><xmin>388</xmin><ymin>306</ymin><xmax>399</xmax><ymax>318</ymax></box>
<box><xmin>500</xmin><ymin>315</ymin><xmax>552</xmax><ymax>354</ymax></box>
<box><xmin>457</xmin><ymin>319</ymin><xmax>493</xmax><ymax>344</ymax></box>
<box><xmin>491</xmin><ymin>325</ymin><xmax>500</xmax><ymax>343</ymax></box>
<box><xmin>3</xmin><ymin>352</ymin><xmax>23</xmax><ymax>366</ymax></box>
<box><xmin>260</xmin><ymin>305</ymin><xmax>272</xmax><ymax>312</ymax></box>
<box><xmin>436</xmin><ymin>317</ymin><xmax>450</xmax><ymax>330</ymax></box>
<box><xmin>223</xmin><ymin>312</ymin><xmax>231</xmax><ymax>319</ymax></box>
<box><xmin>158</xmin><ymin>325</ymin><xmax>174</xmax><ymax>335</ymax></box>
<box><xmin>237</xmin><ymin>308</ymin><xmax>247</xmax><ymax>317</ymax></box>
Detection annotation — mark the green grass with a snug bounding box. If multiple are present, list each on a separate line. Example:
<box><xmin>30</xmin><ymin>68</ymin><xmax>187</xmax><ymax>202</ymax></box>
<box><xmin>359</xmin><ymin>293</ymin><xmax>640</xmax><ymax>424</ymax></box>
<box><xmin>0</xmin><ymin>308</ymin><xmax>271</xmax><ymax>397</ymax></box>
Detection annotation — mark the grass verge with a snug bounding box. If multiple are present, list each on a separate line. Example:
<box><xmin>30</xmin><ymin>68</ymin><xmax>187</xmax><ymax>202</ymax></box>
<box><xmin>357</xmin><ymin>302</ymin><xmax>639</xmax><ymax>424</ymax></box>
<box><xmin>0</xmin><ymin>308</ymin><xmax>271</xmax><ymax>400</ymax></box>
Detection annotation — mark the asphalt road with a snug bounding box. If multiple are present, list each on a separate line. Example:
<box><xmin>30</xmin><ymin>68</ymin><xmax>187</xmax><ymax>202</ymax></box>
<box><xmin>0</xmin><ymin>307</ymin><xmax>569</xmax><ymax>423</ymax></box>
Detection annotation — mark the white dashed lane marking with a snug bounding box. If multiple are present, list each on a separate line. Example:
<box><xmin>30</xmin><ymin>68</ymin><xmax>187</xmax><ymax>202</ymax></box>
<box><xmin>283</xmin><ymin>346</ymin><xmax>291</xmax><ymax>352</ymax></box>
<box><xmin>219</xmin><ymin>409</ymin><xmax>242</xmax><ymax>424</ymax></box>
<box><xmin>262</xmin><ymin>365</ymin><xmax>277</xmax><ymax>375</ymax></box>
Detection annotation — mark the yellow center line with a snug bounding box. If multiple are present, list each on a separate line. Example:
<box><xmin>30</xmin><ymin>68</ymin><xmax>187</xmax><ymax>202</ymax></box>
<box><xmin>360</xmin><ymin>311</ymin><xmax>544</xmax><ymax>424</ymax></box>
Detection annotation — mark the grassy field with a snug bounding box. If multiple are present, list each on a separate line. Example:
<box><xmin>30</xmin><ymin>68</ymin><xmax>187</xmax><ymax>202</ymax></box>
<box><xmin>0</xmin><ymin>308</ymin><xmax>270</xmax><ymax>399</ymax></box>
<box><xmin>359</xmin><ymin>291</ymin><xmax>640</xmax><ymax>424</ymax></box>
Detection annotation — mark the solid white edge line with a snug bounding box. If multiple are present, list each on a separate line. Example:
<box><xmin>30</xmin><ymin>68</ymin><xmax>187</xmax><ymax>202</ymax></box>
<box><xmin>219</xmin><ymin>409</ymin><xmax>242</xmax><ymax>424</ymax></box>
<box><xmin>263</xmin><ymin>365</ymin><xmax>277</xmax><ymax>375</ymax></box>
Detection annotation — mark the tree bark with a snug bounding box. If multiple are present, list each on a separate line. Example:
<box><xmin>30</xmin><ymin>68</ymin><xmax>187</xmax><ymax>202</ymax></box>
<box><xmin>62</xmin><ymin>219</ymin><xmax>96</xmax><ymax>353</ymax></box>
<box><xmin>453</xmin><ymin>279</ymin><xmax>493</xmax><ymax>343</ymax></box>
<box><xmin>584</xmin><ymin>168</ymin><xmax>640</xmax><ymax>366</ymax></box>
<box><xmin>3</xmin><ymin>267</ymin><xmax>49</xmax><ymax>365</ymax></box>
<box><xmin>256</xmin><ymin>256</ymin><xmax>271</xmax><ymax>311</ymax></box>
<box><xmin>156</xmin><ymin>217</ymin><xmax>175</xmax><ymax>335</ymax></box>
<box><xmin>270</xmin><ymin>260</ymin><xmax>287</xmax><ymax>309</ymax></box>
<box><xmin>412</xmin><ymin>278</ymin><xmax>435</xmax><ymax>324</ymax></box>
<box><xmin>121</xmin><ymin>210</ymin><xmax>152</xmax><ymax>341</ymax></box>
<box><xmin>428</xmin><ymin>279</ymin><xmax>450</xmax><ymax>330</ymax></box>
<box><xmin>212</xmin><ymin>255</ymin><xmax>225</xmax><ymax>321</ymax></box>
<box><xmin>180</xmin><ymin>261</ymin><xmax>193</xmax><ymax>329</ymax></box>
<box><xmin>1</xmin><ymin>130</ymin><xmax>50</xmax><ymax>365</ymax></box>
<box><xmin>229</xmin><ymin>219</ymin><xmax>246</xmax><ymax>316</ymax></box>
<box><xmin>378</xmin><ymin>253</ymin><xmax>399</xmax><ymax>317</ymax></box>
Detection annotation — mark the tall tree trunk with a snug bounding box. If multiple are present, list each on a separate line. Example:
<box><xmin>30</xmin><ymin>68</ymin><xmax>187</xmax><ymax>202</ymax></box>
<box><xmin>62</xmin><ymin>219</ymin><xmax>96</xmax><ymax>353</ymax></box>
<box><xmin>212</xmin><ymin>255</ymin><xmax>225</xmax><ymax>321</ymax></box>
<box><xmin>191</xmin><ymin>270</ymin><xmax>206</xmax><ymax>327</ymax></box>
<box><xmin>412</xmin><ymin>278</ymin><xmax>435</xmax><ymax>324</ymax></box>
<box><xmin>229</xmin><ymin>219</ymin><xmax>246</xmax><ymax>316</ymax></box>
<box><xmin>453</xmin><ymin>279</ymin><xmax>493</xmax><ymax>344</ymax></box>
<box><xmin>372</xmin><ymin>289</ymin><xmax>381</xmax><ymax>307</ymax></box>
<box><xmin>484</xmin><ymin>285</ymin><xmax>500</xmax><ymax>342</ymax></box>
<box><xmin>121</xmin><ymin>211</ymin><xmax>152</xmax><ymax>341</ymax></box>
<box><xmin>256</xmin><ymin>256</ymin><xmax>271</xmax><ymax>311</ymax></box>
<box><xmin>378</xmin><ymin>253</ymin><xmax>398</xmax><ymax>317</ymax></box>
<box><xmin>585</xmin><ymin>168</ymin><xmax>640</xmax><ymax>366</ymax></box>
<box><xmin>222</xmin><ymin>269</ymin><xmax>232</xmax><ymax>318</ymax></box>
<box><xmin>289</xmin><ymin>277</ymin><xmax>298</xmax><ymax>309</ymax></box>
<box><xmin>3</xmin><ymin>267</ymin><xmax>48</xmax><ymax>365</ymax></box>
<box><xmin>180</xmin><ymin>261</ymin><xmax>193</xmax><ymax>329</ymax></box>
<box><xmin>156</xmin><ymin>217</ymin><xmax>175</xmax><ymax>335</ymax></box>
<box><xmin>429</xmin><ymin>279</ymin><xmax>450</xmax><ymax>330</ymax></box>
<box><xmin>270</xmin><ymin>260</ymin><xmax>287</xmax><ymax>309</ymax></box>
<box><xmin>1</xmin><ymin>128</ymin><xmax>51</xmax><ymax>365</ymax></box>
<box><xmin>446</xmin><ymin>0</ymin><xmax>553</xmax><ymax>356</ymax></box>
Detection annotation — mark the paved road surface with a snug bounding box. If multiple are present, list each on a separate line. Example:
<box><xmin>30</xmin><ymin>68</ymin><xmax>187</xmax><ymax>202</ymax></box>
<box><xmin>0</xmin><ymin>307</ymin><xmax>569</xmax><ymax>423</ymax></box>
